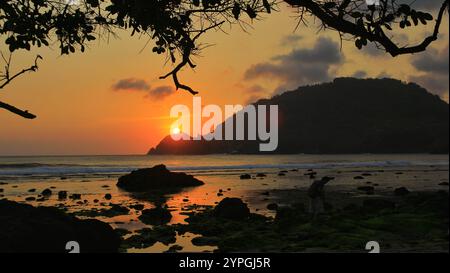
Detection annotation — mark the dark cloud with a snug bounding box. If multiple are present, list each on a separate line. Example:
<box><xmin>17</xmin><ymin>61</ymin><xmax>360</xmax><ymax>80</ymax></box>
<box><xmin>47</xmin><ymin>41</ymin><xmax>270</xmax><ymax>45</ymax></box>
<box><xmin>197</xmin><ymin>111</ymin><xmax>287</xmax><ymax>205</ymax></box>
<box><xmin>411</xmin><ymin>46</ymin><xmax>449</xmax><ymax>75</ymax></box>
<box><xmin>145</xmin><ymin>85</ymin><xmax>175</xmax><ymax>99</ymax></box>
<box><xmin>405</xmin><ymin>0</ymin><xmax>445</xmax><ymax>11</ymax></box>
<box><xmin>112</xmin><ymin>78</ymin><xmax>150</xmax><ymax>91</ymax></box>
<box><xmin>112</xmin><ymin>78</ymin><xmax>175</xmax><ymax>100</ymax></box>
<box><xmin>244</xmin><ymin>37</ymin><xmax>344</xmax><ymax>93</ymax></box>
<box><xmin>247</xmin><ymin>84</ymin><xmax>267</xmax><ymax>94</ymax></box>
<box><xmin>409</xmin><ymin>45</ymin><xmax>449</xmax><ymax>98</ymax></box>
<box><xmin>280</xmin><ymin>34</ymin><xmax>303</xmax><ymax>46</ymax></box>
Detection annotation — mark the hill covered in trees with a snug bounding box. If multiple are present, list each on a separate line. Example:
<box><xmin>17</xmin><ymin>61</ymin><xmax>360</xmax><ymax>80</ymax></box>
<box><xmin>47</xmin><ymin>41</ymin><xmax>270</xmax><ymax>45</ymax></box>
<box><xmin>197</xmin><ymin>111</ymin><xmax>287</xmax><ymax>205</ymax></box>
<box><xmin>148</xmin><ymin>78</ymin><xmax>449</xmax><ymax>155</ymax></box>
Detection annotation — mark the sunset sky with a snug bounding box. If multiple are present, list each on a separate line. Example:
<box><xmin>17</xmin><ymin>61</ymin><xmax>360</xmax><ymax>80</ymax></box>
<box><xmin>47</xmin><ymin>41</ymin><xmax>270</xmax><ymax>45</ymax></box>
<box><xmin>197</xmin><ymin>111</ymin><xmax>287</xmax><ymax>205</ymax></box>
<box><xmin>0</xmin><ymin>2</ymin><xmax>448</xmax><ymax>156</ymax></box>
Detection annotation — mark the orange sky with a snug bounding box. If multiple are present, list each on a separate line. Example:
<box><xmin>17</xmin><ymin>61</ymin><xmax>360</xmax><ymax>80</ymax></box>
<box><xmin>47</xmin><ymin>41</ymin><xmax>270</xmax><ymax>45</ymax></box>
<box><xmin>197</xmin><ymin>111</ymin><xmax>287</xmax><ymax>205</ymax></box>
<box><xmin>0</xmin><ymin>4</ymin><xmax>448</xmax><ymax>155</ymax></box>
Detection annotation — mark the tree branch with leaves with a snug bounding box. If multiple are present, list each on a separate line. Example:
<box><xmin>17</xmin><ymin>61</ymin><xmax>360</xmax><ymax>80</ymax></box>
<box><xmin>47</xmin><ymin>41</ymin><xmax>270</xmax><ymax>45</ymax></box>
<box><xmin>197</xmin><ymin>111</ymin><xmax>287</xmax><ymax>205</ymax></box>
<box><xmin>0</xmin><ymin>0</ymin><xmax>448</xmax><ymax>119</ymax></box>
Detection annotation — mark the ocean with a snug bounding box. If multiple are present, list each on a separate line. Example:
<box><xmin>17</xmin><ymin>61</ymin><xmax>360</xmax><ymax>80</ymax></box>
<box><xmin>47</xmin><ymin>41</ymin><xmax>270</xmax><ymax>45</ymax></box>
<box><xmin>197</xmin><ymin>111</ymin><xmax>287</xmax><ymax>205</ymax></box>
<box><xmin>1</xmin><ymin>154</ymin><xmax>448</xmax><ymax>181</ymax></box>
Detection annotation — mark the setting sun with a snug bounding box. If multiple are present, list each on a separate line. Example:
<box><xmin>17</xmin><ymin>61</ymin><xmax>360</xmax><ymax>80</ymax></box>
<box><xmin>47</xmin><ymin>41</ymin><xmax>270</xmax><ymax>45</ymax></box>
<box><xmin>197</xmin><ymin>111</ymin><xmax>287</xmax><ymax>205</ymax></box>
<box><xmin>171</xmin><ymin>127</ymin><xmax>181</xmax><ymax>135</ymax></box>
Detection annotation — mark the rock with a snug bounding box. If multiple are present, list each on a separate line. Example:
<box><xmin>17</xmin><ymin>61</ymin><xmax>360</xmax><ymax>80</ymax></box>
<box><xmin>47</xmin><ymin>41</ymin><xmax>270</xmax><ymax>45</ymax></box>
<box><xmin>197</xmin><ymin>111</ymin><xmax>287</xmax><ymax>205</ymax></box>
<box><xmin>394</xmin><ymin>187</ymin><xmax>410</xmax><ymax>196</ymax></box>
<box><xmin>438</xmin><ymin>182</ymin><xmax>449</xmax><ymax>186</ymax></box>
<box><xmin>101</xmin><ymin>185</ymin><xmax>110</xmax><ymax>188</ymax></box>
<box><xmin>267</xmin><ymin>203</ymin><xmax>279</xmax><ymax>211</ymax></box>
<box><xmin>0</xmin><ymin>189</ymin><xmax>3</xmax><ymax>193</ymax></box>
<box><xmin>58</xmin><ymin>191</ymin><xmax>68</xmax><ymax>200</ymax></box>
<box><xmin>278</xmin><ymin>172</ymin><xmax>286</xmax><ymax>176</ymax></box>
<box><xmin>192</xmin><ymin>236</ymin><xmax>220</xmax><ymax>246</ymax></box>
<box><xmin>104</xmin><ymin>194</ymin><xmax>112</xmax><ymax>200</ymax></box>
<box><xmin>138</xmin><ymin>207</ymin><xmax>172</xmax><ymax>225</ymax></box>
<box><xmin>117</xmin><ymin>165</ymin><xmax>204</xmax><ymax>192</ymax></box>
<box><xmin>25</xmin><ymin>197</ymin><xmax>36</xmax><ymax>202</ymax></box>
<box><xmin>41</xmin><ymin>189</ymin><xmax>52</xmax><ymax>197</ymax></box>
<box><xmin>28</xmin><ymin>189</ymin><xmax>36</xmax><ymax>193</ymax></box>
<box><xmin>354</xmin><ymin>176</ymin><xmax>364</xmax><ymax>180</ymax></box>
<box><xmin>0</xmin><ymin>200</ymin><xmax>120</xmax><ymax>252</ymax></box>
<box><xmin>0</xmin><ymin>182</ymin><xmax>8</xmax><ymax>185</ymax></box>
<box><xmin>165</xmin><ymin>244</ymin><xmax>183</xmax><ymax>253</ymax></box>
<box><xmin>130</xmin><ymin>204</ymin><xmax>144</xmax><ymax>211</ymax></box>
<box><xmin>213</xmin><ymin>198</ymin><xmax>251</xmax><ymax>220</ymax></box>
<box><xmin>93</xmin><ymin>199</ymin><xmax>99</xmax><ymax>203</ymax></box>
<box><xmin>256</xmin><ymin>173</ymin><xmax>266</xmax><ymax>177</ymax></box>
<box><xmin>261</xmin><ymin>191</ymin><xmax>270</xmax><ymax>196</ymax></box>
<box><xmin>363</xmin><ymin>199</ymin><xmax>396</xmax><ymax>212</ymax></box>
<box><xmin>362</xmin><ymin>173</ymin><xmax>372</xmax><ymax>176</ymax></box>
<box><xmin>70</xmin><ymin>193</ymin><xmax>82</xmax><ymax>200</ymax></box>
<box><xmin>357</xmin><ymin>186</ymin><xmax>375</xmax><ymax>195</ymax></box>
<box><xmin>240</xmin><ymin>174</ymin><xmax>251</xmax><ymax>180</ymax></box>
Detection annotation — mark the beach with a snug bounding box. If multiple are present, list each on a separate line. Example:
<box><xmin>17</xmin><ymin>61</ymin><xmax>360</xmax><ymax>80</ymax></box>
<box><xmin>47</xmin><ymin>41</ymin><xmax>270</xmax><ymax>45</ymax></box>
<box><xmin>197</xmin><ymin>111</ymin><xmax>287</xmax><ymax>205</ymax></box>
<box><xmin>0</xmin><ymin>154</ymin><xmax>448</xmax><ymax>253</ymax></box>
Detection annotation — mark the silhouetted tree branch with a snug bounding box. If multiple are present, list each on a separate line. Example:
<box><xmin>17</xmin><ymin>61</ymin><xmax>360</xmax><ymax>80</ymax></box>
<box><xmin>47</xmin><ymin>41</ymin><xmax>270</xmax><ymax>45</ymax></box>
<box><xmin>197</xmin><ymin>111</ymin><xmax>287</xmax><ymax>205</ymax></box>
<box><xmin>0</xmin><ymin>0</ymin><xmax>448</xmax><ymax>119</ymax></box>
<box><xmin>0</xmin><ymin>53</ymin><xmax>41</xmax><ymax>119</ymax></box>
<box><xmin>284</xmin><ymin>0</ymin><xmax>449</xmax><ymax>56</ymax></box>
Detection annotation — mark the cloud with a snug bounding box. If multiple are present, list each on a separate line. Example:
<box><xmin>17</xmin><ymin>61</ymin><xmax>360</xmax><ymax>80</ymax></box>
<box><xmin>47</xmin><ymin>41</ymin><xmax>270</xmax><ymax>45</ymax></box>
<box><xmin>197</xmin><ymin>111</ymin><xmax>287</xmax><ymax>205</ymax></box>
<box><xmin>408</xmin><ymin>45</ymin><xmax>449</xmax><ymax>99</ymax></box>
<box><xmin>112</xmin><ymin>78</ymin><xmax>175</xmax><ymax>100</ymax></box>
<box><xmin>244</xmin><ymin>37</ymin><xmax>344</xmax><ymax>93</ymax></box>
<box><xmin>246</xmin><ymin>84</ymin><xmax>267</xmax><ymax>94</ymax></box>
<box><xmin>145</xmin><ymin>85</ymin><xmax>176</xmax><ymax>99</ymax></box>
<box><xmin>280</xmin><ymin>34</ymin><xmax>303</xmax><ymax>46</ymax></box>
<box><xmin>406</xmin><ymin>0</ymin><xmax>445</xmax><ymax>11</ymax></box>
<box><xmin>112</xmin><ymin>78</ymin><xmax>150</xmax><ymax>91</ymax></box>
<box><xmin>411</xmin><ymin>46</ymin><xmax>449</xmax><ymax>75</ymax></box>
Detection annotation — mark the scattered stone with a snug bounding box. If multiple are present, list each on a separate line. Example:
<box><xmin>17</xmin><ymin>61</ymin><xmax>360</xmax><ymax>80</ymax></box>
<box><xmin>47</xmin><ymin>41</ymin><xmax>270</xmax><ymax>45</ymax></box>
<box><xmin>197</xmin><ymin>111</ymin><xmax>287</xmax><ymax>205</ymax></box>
<box><xmin>28</xmin><ymin>189</ymin><xmax>36</xmax><ymax>193</ymax></box>
<box><xmin>104</xmin><ymin>193</ymin><xmax>112</xmax><ymax>200</ymax></box>
<box><xmin>357</xmin><ymin>186</ymin><xmax>375</xmax><ymax>195</ymax></box>
<box><xmin>138</xmin><ymin>207</ymin><xmax>172</xmax><ymax>225</ymax></box>
<box><xmin>394</xmin><ymin>187</ymin><xmax>410</xmax><ymax>196</ymax></box>
<box><xmin>164</xmin><ymin>244</ymin><xmax>183</xmax><ymax>253</ymax></box>
<box><xmin>58</xmin><ymin>191</ymin><xmax>68</xmax><ymax>200</ymax></box>
<box><xmin>0</xmin><ymin>189</ymin><xmax>3</xmax><ymax>193</ymax></box>
<box><xmin>278</xmin><ymin>172</ymin><xmax>286</xmax><ymax>176</ymax></box>
<box><xmin>261</xmin><ymin>191</ymin><xmax>270</xmax><ymax>196</ymax></box>
<box><xmin>0</xmin><ymin>199</ymin><xmax>120</xmax><ymax>252</ymax></box>
<box><xmin>438</xmin><ymin>182</ymin><xmax>449</xmax><ymax>186</ymax></box>
<box><xmin>240</xmin><ymin>174</ymin><xmax>251</xmax><ymax>180</ymax></box>
<box><xmin>213</xmin><ymin>198</ymin><xmax>250</xmax><ymax>220</ymax></box>
<box><xmin>354</xmin><ymin>176</ymin><xmax>364</xmax><ymax>180</ymax></box>
<box><xmin>93</xmin><ymin>199</ymin><xmax>99</xmax><ymax>203</ymax></box>
<box><xmin>60</xmin><ymin>177</ymin><xmax>67</xmax><ymax>180</ymax></box>
<box><xmin>256</xmin><ymin>173</ymin><xmax>266</xmax><ymax>177</ymax></box>
<box><xmin>70</xmin><ymin>194</ymin><xmax>82</xmax><ymax>200</ymax></box>
<box><xmin>25</xmin><ymin>197</ymin><xmax>36</xmax><ymax>202</ymax></box>
<box><xmin>41</xmin><ymin>189</ymin><xmax>52</xmax><ymax>197</ymax></box>
<box><xmin>117</xmin><ymin>164</ymin><xmax>204</xmax><ymax>192</ymax></box>
<box><xmin>192</xmin><ymin>236</ymin><xmax>220</xmax><ymax>247</ymax></box>
<box><xmin>267</xmin><ymin>203</ymin><xmax>279</xmax><ymax>211</ymax></box>
<box><xmin>130</xmin><ymin>204</ymin><xmax>145</xmax><ymax>211</ymax></box>
<box><xmin>102</xmin><ymin>185</ymin><xmax>110</xmax><ymax>188</ymax></box>
<box><xmin>362</xmin><ymin>173</ymin><xmax>372</xmax><ymax>176</ymax></box>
